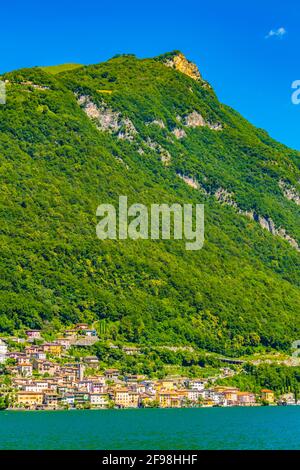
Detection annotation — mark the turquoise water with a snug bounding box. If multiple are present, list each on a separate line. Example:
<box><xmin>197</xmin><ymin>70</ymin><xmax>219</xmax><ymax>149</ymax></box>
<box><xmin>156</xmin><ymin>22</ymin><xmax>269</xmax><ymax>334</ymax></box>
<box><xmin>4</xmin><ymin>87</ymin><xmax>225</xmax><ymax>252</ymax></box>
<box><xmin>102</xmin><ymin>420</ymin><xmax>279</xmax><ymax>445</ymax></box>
<box><xmin>1</xmin><ymin>407</ymin><xmax>300</xmax><ymax>449</ymax></box>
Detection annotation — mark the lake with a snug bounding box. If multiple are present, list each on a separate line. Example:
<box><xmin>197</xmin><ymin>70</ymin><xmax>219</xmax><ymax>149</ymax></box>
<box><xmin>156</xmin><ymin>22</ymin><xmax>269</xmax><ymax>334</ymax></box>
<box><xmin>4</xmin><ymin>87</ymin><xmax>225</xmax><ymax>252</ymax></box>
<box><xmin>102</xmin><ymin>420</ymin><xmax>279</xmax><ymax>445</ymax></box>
<box><xmin>1</xmin><ymin>407</ymin><xmax>300</xmax><ymax>450</ymax></box>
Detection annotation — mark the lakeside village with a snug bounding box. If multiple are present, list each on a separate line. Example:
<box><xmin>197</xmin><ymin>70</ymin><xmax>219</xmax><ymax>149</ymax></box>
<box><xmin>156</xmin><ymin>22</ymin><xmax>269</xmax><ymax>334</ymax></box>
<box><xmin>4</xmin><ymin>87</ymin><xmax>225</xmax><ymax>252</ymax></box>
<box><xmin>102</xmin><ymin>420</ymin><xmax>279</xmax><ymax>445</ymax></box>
<box><xmin>0</xmin><ymin>324</ymin><xmax>291</xmax><ymax>410</ymax></box>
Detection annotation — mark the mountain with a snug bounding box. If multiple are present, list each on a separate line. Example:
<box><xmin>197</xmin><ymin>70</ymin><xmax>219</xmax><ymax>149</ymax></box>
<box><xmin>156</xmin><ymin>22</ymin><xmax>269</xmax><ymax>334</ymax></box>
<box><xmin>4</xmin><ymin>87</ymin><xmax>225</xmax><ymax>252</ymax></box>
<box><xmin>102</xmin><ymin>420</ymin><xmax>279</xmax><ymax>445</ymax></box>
<box><xmin>0</xmin><ymin>51</ymin><xmax>299</xmax><ymax>356</ymax></box>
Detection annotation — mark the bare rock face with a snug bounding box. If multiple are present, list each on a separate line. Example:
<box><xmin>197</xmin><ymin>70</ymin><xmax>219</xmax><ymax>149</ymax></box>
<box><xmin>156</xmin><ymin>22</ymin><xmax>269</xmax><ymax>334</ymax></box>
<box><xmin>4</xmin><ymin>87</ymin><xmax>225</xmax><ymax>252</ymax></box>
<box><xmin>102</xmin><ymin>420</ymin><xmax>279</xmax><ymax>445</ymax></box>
<box><xmin>279</xmin><ymin>180</ymin><xmax>300</xmax><ymax>205</ymax></box>
<box><xmin>177</xmin><ymin>174</ymin><xmax>199</xmax><ymax>189</ymax></box>
<box><xmin>211</xmin><ymin>185</ymin><xmax>299</xmax><ymax>251</ymax></box>
<box><xmin>147</xmin><ymin>119</ymin><xmax>165</xmax><ymax>129</ymax></box>
<box><xmin>118</xmin><ymin>117</ymin><xmax>137</xmax><ymax>141</ymax></box>
<box><xmin>215</xmin><ymin>188</ymin><xmax>238</xmax><ymax>208</ymax></box>
<box><xmin>184</xmin><ymin>111</ymin><xmax>223</xmax><ymax>131</ymax></box>
<box><xmin>185</xmin><ymin>111</ymin><xmax>206</xmax><ymax>128</ymax></box>
<box><xmin>160</xmin><ymin>150</ymin><xmax>171</xmax><ymax>166</ymax></box>
<box><xmin>144</xmin><ymin>138</ymin><xmax>171</xmax><ymax>166</ymax></box>
<box><xmin>251</xmin><ymin>214</ymin><xmax>299</xmax><ymax>251</ymax></box>
<box><xmin>78</xmin><ymin>95</ymin><xmax>121</xmax><ymax>132</ymax></box>
<box><xmin>172</xmin><ymin>128</ymin><xmax>187</xmax><ymax>139</ymax></box>
<box><xmin>163</xmin><ymin>52</ymin><xmax>202</xmax><ymax>81</ymax></box>
<box><xmin>277</xmin><ymin>228</ymin><xmax>299</xmax><ymax>250</ymax></box>
<box><xmin>77</xmin><ymin>95</ymin><xmax>136</xmax><ymax>141</ymax></box>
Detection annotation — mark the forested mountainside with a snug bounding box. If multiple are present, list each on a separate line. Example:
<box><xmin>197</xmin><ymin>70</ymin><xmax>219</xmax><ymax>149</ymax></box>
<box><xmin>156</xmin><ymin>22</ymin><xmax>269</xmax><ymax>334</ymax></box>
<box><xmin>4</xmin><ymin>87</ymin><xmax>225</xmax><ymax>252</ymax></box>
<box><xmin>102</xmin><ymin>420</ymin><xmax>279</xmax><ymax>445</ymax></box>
<box><xmin>0</xmin><ymin>51</ymin><xmax>299</xmax><ymax>356</ymax></box>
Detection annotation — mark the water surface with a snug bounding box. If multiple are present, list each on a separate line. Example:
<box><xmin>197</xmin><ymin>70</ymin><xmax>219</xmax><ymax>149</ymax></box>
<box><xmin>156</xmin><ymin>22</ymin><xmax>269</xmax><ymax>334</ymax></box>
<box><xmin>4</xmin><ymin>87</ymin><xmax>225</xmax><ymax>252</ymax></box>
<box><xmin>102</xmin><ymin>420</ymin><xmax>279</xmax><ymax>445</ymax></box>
<box><xmin>1</xmin><ymin>407</ymin><xmax>300</xmax><ymax>450</ymax></box>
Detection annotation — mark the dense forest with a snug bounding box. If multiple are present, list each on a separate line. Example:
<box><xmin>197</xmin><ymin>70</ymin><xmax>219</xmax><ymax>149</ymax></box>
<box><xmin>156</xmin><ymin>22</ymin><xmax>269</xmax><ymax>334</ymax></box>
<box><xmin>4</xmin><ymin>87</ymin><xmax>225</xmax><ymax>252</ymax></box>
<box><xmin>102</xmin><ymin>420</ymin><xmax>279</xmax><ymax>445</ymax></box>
<box><xmin>0</xmin><ymin>51</ymin><xmax>299</xmax><ymax>356</ymax></box>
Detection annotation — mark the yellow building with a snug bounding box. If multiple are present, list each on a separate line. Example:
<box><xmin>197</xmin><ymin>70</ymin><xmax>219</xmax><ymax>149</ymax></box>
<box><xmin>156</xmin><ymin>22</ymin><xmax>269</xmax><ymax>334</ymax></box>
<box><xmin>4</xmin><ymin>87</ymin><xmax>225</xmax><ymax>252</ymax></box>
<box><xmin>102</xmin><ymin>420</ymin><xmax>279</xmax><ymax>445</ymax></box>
<box><xmin>114</xmin><ymin>388</ymin><xmax>140</xmax><ymax>408</ymax></box>
<box><xmin>16</xmin><ymin>391</ymin><xmax>44</xmax><ymax>407</ymax></box>
<box><xmin>261</xmin><ymin>389</ymin><xmax>275</xmax><ymax>403</ymax></box>
<box><xmin>158</xmin><ymin>391</ymin><xmax>182</xmax><ymax>408</ymax></box>
<box><xmin>156</xmin><ymin>379</ymin><xmax>176</xmax><ymax>391</ymax></box>
<box><xmin>43</xmin><ymin>344</ymin><xmax>62</xmax><ymax>356</ymax></box>
<box><xmin>140</xmin><ymin>393</ymin><xmax>156</xmax><ymax>407</ymax></box>
<box><xmin>222</xmin><ymin>389</ymin><xmax>238</xmax><ymax>402</ymax></box>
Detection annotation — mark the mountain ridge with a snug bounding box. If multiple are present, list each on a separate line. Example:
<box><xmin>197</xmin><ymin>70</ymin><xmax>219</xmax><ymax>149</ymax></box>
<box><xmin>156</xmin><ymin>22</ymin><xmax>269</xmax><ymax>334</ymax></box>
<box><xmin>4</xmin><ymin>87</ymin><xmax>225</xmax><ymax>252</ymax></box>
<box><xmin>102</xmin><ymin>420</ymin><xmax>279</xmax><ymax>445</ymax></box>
<box><xmin>0</xmin><ymin>52</ymin><xmax>299</xmax><ymax>356</ymax></box>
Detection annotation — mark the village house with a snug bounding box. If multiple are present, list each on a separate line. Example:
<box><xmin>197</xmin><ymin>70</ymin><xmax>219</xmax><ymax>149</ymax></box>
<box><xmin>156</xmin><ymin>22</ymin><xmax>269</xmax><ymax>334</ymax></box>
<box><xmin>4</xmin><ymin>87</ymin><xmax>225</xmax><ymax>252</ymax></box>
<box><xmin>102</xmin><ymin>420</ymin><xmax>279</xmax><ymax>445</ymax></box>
<box><xmin>42</xmin><ymin>343</ymin><xmax>62</xmax><ymax>357</ymax></box>
<box><xmin>104</xmin><ymin>369</ymin><xmax>120</xmax><ymax>381</ymax></box>
<box><xmin>32</xmin><ymin>350</ymin><xmax>47</xmax><ymax>361</ymax></box>
<box><xmin>158</xmin><ymin>391</ymin><xmax>182</xmax><ymax>408</ymax></box>
<box><xmin>176</xmin><ymin>390</ymin><xmax>190</xmax><ymax>405</ymax></box>
<box><xmin>55</xmin><ymin>337</ymin><xmax>73</xmax><ymax>349</ymax></box>
<box><xmin>77</xmin><ymin>380</ymin><xmax>95</xmax><ymax>393</ymax></box>
<box><xmin>187</xmin><ymin>389</ymin><xmax>205</xmax><ymax>402</ymax></box>
<box><xmin>46</xmin><ymin>378</ymin><xmax>59</xmax><ymax>391</ymax></box>
<box><xmin>279</xmin><ymin>393</ymin><xmax>297</xmax><ymax>405</ymax></box>
<box><xmin>63</xmin><ymin>363</ymin><xmax>85</xmax><ymax>381</ymax></box>
<box><xmin>114</xmin><ymin>388</ymin><xmax>140</xmax><ymax>408</ymax></box>
<box><xmin>75</xmin><ymin>323</ymin><xmax>90</xmax><ymax>331</ymax></box>
<box><xmin>23</xmin><ymin>381</ymin><xmax>49</xmax><ymax>392</ymax></box>
<box><xmin>141</xmin><ymin>380</ymin><xmax>156</xmax><ymax>394</ymax></box>
<box><xmin>130</xmin><ymin>383</ymin><xmax>146</xmax><ymax>394</ymax></box>
<box><xmin>82</xmin><ymin>329</ymin><xmax>97</xmax><ymax>337</ymax></box>
<box><xmin>156</xmin><ymin>379</ymin><xmax>177</xmax><ymax>391</ymax></box>
<box><xmin>16</xmin><ymin>355</ymin><xmax>31</xmax><ymax>365</ymax></box>
<box><xmin>0</xmin><ymin>339</ymin><xmax>8</xmax><ymax>363</ymax></box>
<box><xmin>124</xmin><ymin>374</ymin><xmax>145</xmax><ymax>383</ymax></box>
<box><xmin>11</xmin><ymin>378</ymin><xmax>29</xmax><ymax>389</ymax></box>
<box><xmin>220</xmin><ymin>368</ymin><xmax>235</xmax><ymax>377</ymax></box>
<box><xmin>25</xmin><ymin>330</ymin><xmax>42</xmax><ymax>340</ymax></box>
<box><xmin>61</xmin><ymin>393</ymin><xmax>75</xmax><ymax>406</ymax></box>
<box><xmin>44</xmin><ymin>393</ymin><xmax>60</xmax><ymax>409</ymax></box>
<box><xmin>33</xmin><ymin>359</ymin><xmax>59</xmax><ymax>376</ymax></box>
<box><xmin>16</xmin><ymin>391</ymin><xmax>44</xmax><ymax>408</ymax></box>
<box><xmin>25</xmin><ymin>345</ymin><xmax>41</xmax><ymax>355</ymax></box>
<box><xmin>88</xmin><ymin>375</ymin><xmax>106</xmax><ymax>385</ymax></box>
<box><xmin>90</xmin><ymin>392</ymin><xmax>109</xmax><ymax>408</ymax></box>
<box><xmin>18</xmin><ymin>363</ymin><xmax>33</xmax><ymax>377</ymax></box>
<box><xmin>261</xmin><ymin>389</ymin><xmax>275</xmax><ymax>403</ymax></box>
<box><xmin>140</xmin><ymin>392</ymin><xmax>156</xmax><ymax>406</ymax></box>
<box><xmin>126</xmin><ymin>390</ymin><xmax>140</xmax><ymax>408</ymax></box>
<box><xmin>6</xmin><ymin>365</ymin><xmax>19</xmax><ymax>375</ymax></box>
<box><xmin>59</xmin><ymin>367</ymin><xmax>79</xmax><ymax>382</ymax></box>
<box><xmin>211</xmin><ymin>386</ymin><xmax>240</xmax><ymax>405</ymax></box>
<box><xmin>57</xmin><ymin>385</ymin><xmax>73</xmax><ymax>395</ymax></box>
<box><xmin>221</xmin><ymin>388</ymin><xmax>239</xmax><ymax>405</ymax></box>
<box><xmin>237</xmin><ymin>392</ymin><xmax>256</xmax><ymax>406</ymax></box>
<box><xmin>8</xmin><ymin>351</ymin><xmax>25</xmax><ymax>360</ymax></box>
<box><xmin>92</xmin><ymin>383</ymin><xmax>105</xmax><ymax>393</ymax></box>
<box><xmin>203</xmin><ymin>389</ymin><xmax>224</xmax><ymax>405</ymax></box>
<box><xmin>73</xmin><ymin>391</ymin><xmax>90</xmax><ymax>405</ymax></box>
<box><xmin>188</xmin><ymin>379</ymin><xmax>206</xmax><ymax>391</ymax></box>
<box><xmin>83</xmin><ymin>356</ymin><xmax>99</xmax><ymax>368</ymax></box>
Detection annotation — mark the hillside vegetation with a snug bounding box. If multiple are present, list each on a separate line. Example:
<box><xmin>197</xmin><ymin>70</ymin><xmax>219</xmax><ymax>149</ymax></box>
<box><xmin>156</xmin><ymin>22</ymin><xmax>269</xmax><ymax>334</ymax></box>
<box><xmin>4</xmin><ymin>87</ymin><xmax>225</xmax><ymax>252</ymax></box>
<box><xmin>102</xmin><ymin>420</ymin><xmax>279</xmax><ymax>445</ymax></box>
<box><xmin>0</xmin><ymin>51</ymin><xmax>299</xmax><ymax>356</ymax></box>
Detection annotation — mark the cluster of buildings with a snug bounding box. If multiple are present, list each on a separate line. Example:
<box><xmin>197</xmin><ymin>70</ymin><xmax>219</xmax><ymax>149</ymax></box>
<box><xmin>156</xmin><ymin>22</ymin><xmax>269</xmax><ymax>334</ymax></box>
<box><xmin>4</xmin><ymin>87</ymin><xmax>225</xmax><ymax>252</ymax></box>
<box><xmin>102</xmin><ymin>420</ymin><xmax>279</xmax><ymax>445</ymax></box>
<box><xmin>0</xmin><ymin>327</ymin><xmax>278</xmax><ymax>410</ymax></box>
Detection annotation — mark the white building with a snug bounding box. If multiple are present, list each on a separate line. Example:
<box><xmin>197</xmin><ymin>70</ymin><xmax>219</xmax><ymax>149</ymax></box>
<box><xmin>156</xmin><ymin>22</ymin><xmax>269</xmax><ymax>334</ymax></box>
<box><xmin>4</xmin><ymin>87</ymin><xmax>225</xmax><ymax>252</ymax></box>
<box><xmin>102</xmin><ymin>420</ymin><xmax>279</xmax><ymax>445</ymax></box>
<box><xmin>90</xmin><ymin>393</ymin><xmax>109</xmax><ymax>408</ymax></box>
<box><xmin>189</xmin><ymin>379</ymin><xmax>206</xmax><ymax>391</ymax></box>
<box><xmin>24</xmin><ymin>381</ymin><xmax>49</xmax><ymax>392</ymax></box>
<box><xmin>0</xmin><ymin>339</ymin><xmax>8</xmax><ymax>363</ymax></box>
<box><xmin>187</xmin><ymin>389</ymin><xmax>205</xmax><ymax>402</ymax></box>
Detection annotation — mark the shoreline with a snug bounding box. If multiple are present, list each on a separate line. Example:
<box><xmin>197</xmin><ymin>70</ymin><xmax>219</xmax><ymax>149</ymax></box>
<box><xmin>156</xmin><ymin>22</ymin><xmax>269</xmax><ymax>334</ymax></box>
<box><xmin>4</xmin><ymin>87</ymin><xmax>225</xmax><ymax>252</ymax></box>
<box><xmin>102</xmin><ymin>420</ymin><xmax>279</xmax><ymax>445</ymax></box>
<box><xmin>5</xmin><ymin>403</ymin><xmax>295</xmax><ymax>412</ymax></box>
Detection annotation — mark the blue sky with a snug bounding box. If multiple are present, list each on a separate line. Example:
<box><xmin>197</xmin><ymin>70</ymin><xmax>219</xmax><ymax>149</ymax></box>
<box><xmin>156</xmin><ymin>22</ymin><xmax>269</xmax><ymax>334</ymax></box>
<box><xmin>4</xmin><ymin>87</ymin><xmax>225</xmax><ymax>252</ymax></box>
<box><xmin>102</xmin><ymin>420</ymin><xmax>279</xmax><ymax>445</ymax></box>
<box><xmin>1</xmin><ymin>0</ymin><xmax>299</xmax><ymax>149</ymax></box>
